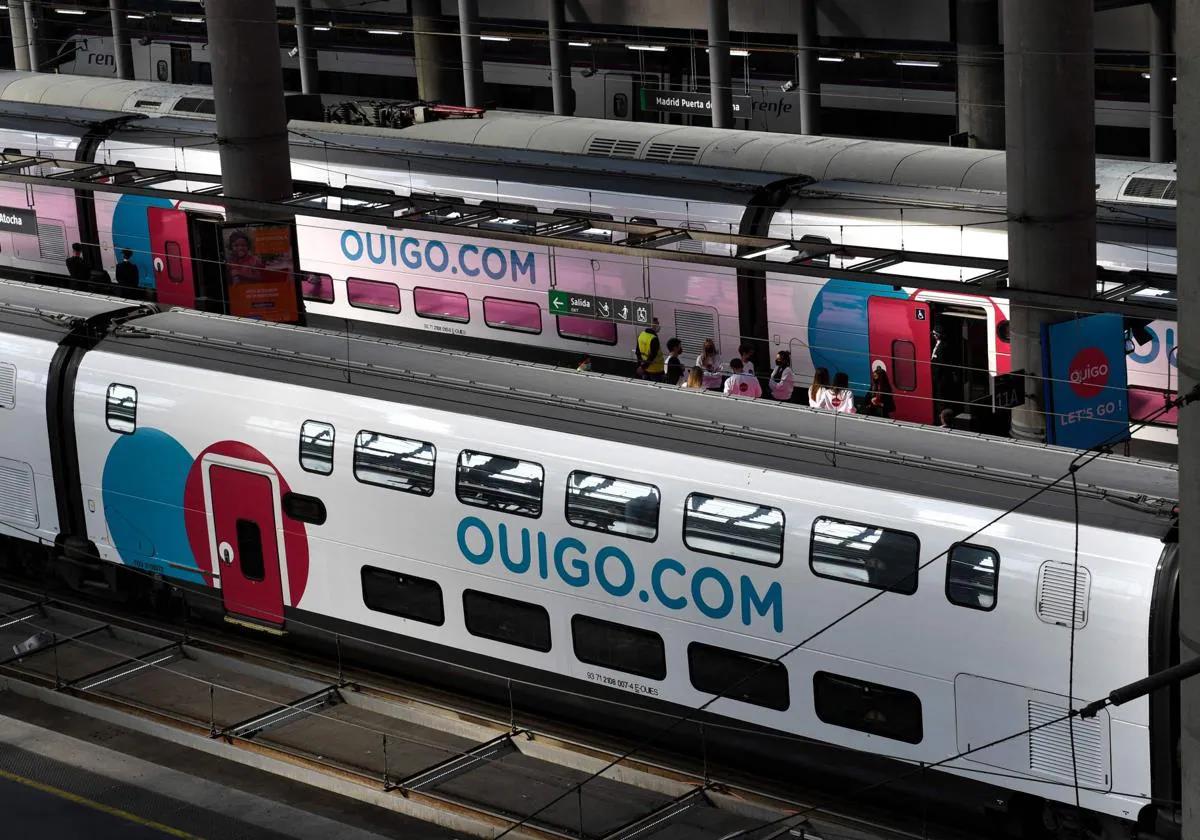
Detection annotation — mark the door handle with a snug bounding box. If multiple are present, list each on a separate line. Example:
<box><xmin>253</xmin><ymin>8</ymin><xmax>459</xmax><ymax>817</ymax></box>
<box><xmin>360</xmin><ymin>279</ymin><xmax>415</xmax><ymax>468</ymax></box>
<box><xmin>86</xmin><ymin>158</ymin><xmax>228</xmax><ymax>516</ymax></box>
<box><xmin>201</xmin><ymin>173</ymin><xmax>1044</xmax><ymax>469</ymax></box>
<box><xmin>218</xmin><ymin>541</ymin><xmax>234</xmax><ymax>565</ymax></box>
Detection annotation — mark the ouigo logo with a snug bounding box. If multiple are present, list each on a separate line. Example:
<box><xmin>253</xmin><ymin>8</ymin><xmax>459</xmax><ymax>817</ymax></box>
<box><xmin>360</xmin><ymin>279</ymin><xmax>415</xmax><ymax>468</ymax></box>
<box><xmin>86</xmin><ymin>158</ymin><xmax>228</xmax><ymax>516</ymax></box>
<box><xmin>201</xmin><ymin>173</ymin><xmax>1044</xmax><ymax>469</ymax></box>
<box><xmin>1067</xmin><ymin>347</ymin><xmax>1110</xmax><ymax>398</ymax></box>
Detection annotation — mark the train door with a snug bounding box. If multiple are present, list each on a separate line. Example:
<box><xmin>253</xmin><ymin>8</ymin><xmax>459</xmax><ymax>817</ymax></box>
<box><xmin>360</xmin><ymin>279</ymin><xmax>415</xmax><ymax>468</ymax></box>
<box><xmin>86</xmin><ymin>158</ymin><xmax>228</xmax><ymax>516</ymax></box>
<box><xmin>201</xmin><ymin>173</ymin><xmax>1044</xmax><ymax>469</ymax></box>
<box><xmin>867</xmin><ymin>296</ymin><xmax>933</xmax><ymax>424</ymax></box>
<box><xmin>170</xmin><ymin>45</ymin><xmax>193</xmax><ymax>85</ymax></box>
<box><xmin>929</xmin><ymin>302</ymin><xmax>993</xmax><ymax>422</ymax></box>
<box><xmin>148</xmin><ymin>207</ymin><xmax>196</xmax><ymax>308</ymax></box>
<box><xmin>206</xmin><ymin>461</ymin><xmax>286</xmax><ymax>626</ymax></box>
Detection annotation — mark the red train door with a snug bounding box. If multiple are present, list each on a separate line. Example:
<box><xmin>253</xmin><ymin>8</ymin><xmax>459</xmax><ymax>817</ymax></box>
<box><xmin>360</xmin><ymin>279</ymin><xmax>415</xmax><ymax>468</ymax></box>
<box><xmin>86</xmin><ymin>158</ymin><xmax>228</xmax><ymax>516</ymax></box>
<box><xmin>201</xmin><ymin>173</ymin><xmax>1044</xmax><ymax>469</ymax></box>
<box><xmin>148</xmin><ymin>207</ymin><xmax>196</xmax><ymax>308</ymax></box>
<box><xmin>207</xmin><ymin>464</ymin><xmax>285</xmax><ymax>626</ymax></box>
<box><xmin>868</xmin><ymin>297</ymin><xmax>933</xmax><ymax>424</ymax></box>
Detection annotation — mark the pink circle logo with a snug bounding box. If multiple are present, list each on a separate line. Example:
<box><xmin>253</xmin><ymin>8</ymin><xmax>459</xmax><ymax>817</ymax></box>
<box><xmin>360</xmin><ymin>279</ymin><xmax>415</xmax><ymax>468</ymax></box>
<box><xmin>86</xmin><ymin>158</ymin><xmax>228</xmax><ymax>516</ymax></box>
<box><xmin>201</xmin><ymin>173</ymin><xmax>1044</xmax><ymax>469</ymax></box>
<box><xmin>1067</xmin><ymin>347</ymin><xmax>1110</xmax><ymax>398</ymax></box>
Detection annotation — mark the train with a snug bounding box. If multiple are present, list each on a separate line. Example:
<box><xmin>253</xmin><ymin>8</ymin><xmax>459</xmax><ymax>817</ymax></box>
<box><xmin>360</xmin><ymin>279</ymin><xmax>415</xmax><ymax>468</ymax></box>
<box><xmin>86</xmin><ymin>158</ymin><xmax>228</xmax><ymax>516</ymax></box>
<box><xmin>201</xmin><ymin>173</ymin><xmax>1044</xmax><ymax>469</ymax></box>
<box><xmin>0</xmin><ymin>279</ymin><xmax>1182</xmax><ymax>837</ymax></box>
<box><xmin>0</xmin><ymin>71</ymin><xmax>1179</xmax><ymax>437</ymax></box>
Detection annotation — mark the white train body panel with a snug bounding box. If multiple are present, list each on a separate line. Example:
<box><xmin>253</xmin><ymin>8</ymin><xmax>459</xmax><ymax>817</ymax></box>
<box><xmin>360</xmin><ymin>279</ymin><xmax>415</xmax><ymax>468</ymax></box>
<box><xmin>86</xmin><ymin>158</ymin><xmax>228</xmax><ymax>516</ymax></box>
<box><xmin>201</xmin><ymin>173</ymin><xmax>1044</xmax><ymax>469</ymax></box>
<box><xmin>0</xmin><ymin>329</ymin><xmax>61</xmax><ymax>543</ymax></box>
<box><xmin>67</xmin><ymin>341</ymin><xmax>1163</xmax><ymax>819</ymax></box>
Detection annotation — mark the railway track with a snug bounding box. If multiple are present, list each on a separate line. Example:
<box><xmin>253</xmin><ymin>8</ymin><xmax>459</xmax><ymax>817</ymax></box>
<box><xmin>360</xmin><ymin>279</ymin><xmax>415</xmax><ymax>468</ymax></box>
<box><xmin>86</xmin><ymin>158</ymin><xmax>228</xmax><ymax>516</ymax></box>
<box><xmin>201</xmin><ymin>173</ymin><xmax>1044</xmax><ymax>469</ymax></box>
<box><xmin>0</xmin><ymin>575</ymin><xmax>980</xmax><ymax>840</ymax></box>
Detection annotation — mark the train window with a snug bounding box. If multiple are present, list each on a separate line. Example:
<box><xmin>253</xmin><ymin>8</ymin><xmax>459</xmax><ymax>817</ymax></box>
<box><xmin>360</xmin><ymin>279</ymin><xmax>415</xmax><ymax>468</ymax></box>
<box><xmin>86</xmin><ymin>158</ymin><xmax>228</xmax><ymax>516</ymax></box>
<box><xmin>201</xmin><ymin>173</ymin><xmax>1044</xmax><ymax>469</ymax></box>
<box><xmin>282</xmin><ymin>492</ymin><xmax>326</xmax><ymax>526</ymax></box>
<box><xmin>354</xmin><ymin>431</ymin><xmax>436</xmax><ymax>496</ymax></box>
<box><xmin>812</xmin><ymin>671</ymin><xmax>923</xmax><ymax>744</ymax></box>
<box><xmin>346</xmin><ymin>277</ymin><xmax>401</xmax><ymax>313</ymax></box>
<box><xmin>557</xmin><ymin>315</ymin><xmax>618</xmax><ymax>345</ymax></box>
<box><xmin>235</xmin><ymin>519</ymin><xmax>265</xmax><ymax>582</ymax></box>
<box><xmin>456</xmin><ymin>450</ymin><xmax>543</xmax><ymax>518</ymax></box>
<box><xmin>891</xmin><ymin>340</ymin><xmax>917</xmax><ymax>391</ymax></box>
<box><xmin>945</xmin><ymin>543</ymin><xmax>999</xmax><ymax>611</ymax></box>
<box><xmin>566</xmin><ymin>471</ymin><xmax>659</xmax><ymax>542</ymax></box>
<box><xmin>572</xmin><ymin>615</ymin><xmax>665</xmax><ymax>680</ymax></box>
<box><xmin>683</xmin><ymin>494</ymin><xmax>783</xmax><ymax>567</ymax></box>
<box><xmin>300</xmin><ymin>273</ymin><xmax>334</xmax><ymax>304</ymax></box>
<box><xmin>361</xmin><ymin>566</ymin><xmax>444</xmax><ymax>626</ymax></box>
<box><xmin>809</xmin><ymin>517</ymin><xmax>919</xmax><ymax>595</ymax></box>
<box><xmin>299</xmin><ymin>420</ymin><xmax>334</xmax><ymax>475</ymax></box>
<box><xmin>463</xmin><ymin>589</ymin><xmax>551</xmax><ymax>652</ymax></box>
<box><xmin>105</xmin><ymin>383</ymin><xmax>138</xmax><ymax>434</ymax></box>
<box><xmin>687</xmin><ymin>642</ymin><xmax>789</xmax><ymax>711</ymax></box>
<box><xmin>156</xmin><ymin>60</ymin><xmax>169</xmax><ymax>82</ymax></box>
<box><xmin>164</xmin><ymin>241</ymin><xmax>184</xmax><ymax>283</ymax></box>
<box><xmin>413</xmin><ymin>287</ymin><xmax>470</xmax><ymax>323</ymax></box>
<box><xmin>483</xmin><ymin>297</ymin><xmax>542</xmax><ymax>334</ymax></box>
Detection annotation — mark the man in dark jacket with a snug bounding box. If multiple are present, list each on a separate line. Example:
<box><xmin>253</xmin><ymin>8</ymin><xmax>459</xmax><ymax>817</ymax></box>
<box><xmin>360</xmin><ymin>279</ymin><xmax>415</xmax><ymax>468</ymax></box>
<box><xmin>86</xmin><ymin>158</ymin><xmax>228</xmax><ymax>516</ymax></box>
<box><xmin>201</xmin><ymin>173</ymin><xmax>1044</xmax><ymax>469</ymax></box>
<box><xmin>65</xmin><ymin>243</ymin><xmax>90</xmax><ymax>290</ymax></box>
<box><xmin>114</xmin><ymin>249</ymin><xmax>140</xmax><ymax>295</ymax></box>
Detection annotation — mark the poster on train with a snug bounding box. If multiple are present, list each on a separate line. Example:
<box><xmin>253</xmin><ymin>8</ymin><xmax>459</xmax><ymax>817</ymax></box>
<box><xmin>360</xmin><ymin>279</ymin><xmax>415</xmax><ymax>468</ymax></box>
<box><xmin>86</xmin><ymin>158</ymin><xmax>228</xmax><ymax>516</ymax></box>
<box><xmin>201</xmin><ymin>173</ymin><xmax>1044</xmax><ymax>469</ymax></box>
<box><xmin>1041</xmin><ymin>312</ymin><xmax>1130</xmax><ymax>450</ymax></box>
<box><xmin>221</xmin><ymin>222</ymin><xmax>302</xmax><ymax>323</ymax></box>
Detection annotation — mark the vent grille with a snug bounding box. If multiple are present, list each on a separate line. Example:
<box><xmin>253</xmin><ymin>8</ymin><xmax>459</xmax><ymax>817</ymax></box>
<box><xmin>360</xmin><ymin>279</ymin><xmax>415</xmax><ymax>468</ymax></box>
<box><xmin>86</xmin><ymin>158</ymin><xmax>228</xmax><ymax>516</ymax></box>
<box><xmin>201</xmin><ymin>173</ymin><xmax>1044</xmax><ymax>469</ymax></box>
<box><xmin>0</xmin><ymin>363</ymin><xmax>14</xmax><ymax>409</ymax></box>
<box><xmin>644</xmin><ymin>143</ymin><xmax>702</xmax><ymax>164</ymax></box>
<box><xmin>1035</xmin><ymin>561</ymin><xmax>1091</xmax><ymax>629</ymax></box>
<box><xmin>1027</xmin><ymin>700</ymin><xmax>1107</xmax><ymax>788</ymax></box>
<box><xmin>1122</xmin><ymin>177</ymin><xmax>1175</xmax><ymax>200</ymax></box>
<box><xmin>37</xmin><ymin>219</ymin><xmax>66</xmax><ymax>261</ymax></box>
<box><xmin>0</xmin><ymin>458</ymin><xmax>38</xmax><ymax>528</ymax></box>
<box><xmin>586</xmin><ymin>137</ymin><xmax>640</xmax><ymax>159</ymax></box>
<box><xmin>673</xmin><ymin>309</ymin><xmax>717</xmax><ymax>359</ymax></box>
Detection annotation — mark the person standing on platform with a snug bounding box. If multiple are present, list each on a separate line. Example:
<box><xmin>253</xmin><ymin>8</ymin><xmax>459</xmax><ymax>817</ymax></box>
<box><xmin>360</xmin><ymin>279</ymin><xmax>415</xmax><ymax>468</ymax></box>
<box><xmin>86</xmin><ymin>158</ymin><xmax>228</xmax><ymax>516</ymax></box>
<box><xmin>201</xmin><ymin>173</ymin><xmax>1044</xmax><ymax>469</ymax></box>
<box><xmin>665</xmin><ymin>337</ymin><xmax>685</xmax><ymax>385</ymax></box>
<box><xmin>635</xmin><ymin>317</ymin><xmax>665</xmax><ymax>382</ymax></box>
<box><xmin>723</xmin><ymin>358</ymin><xmax>762</xmax><ymax>399</ymax></box>
<box><xmin>768</xmin><ymin>350</ymin><xmax>795</xmax><ymax>401</ymax></box>
<box><xmin>115</xmin><ymin>249</ymin><xmax>140</xmax><ymax>296</ymax></box>
<box><xmin>65</xmin><ymin>243</ymin><xmax>90</xmax><ymax>290</ymax></box>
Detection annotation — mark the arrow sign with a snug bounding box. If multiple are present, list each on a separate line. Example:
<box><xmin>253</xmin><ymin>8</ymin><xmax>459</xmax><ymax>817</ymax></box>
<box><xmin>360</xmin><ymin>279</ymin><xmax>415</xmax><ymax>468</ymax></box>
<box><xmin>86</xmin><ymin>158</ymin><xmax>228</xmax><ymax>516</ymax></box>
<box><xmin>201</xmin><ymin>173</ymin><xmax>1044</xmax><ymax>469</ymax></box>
<box><xmin>548</xmin><ymin>289</ymin><xmax>570</xmax><ymax>311</ymax></box>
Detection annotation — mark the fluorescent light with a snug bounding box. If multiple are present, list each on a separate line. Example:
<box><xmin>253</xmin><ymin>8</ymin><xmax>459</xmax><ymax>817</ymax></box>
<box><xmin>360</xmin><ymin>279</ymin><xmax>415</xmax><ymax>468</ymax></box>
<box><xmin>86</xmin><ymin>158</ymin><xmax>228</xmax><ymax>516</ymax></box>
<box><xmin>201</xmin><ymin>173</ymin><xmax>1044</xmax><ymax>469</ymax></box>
<box><xmin>56</xmin><ymin>8</ymin><xmax>87</xmax><ymax>13</ymax></box>
<box><xmin>127</xmin><ymin>13</ymin><xmax>145</xmax><ymax>19</ymax></box>
<box><xmin>730</xmin><ymin>49</ymin><xmax>750</xmax><ymax>57</ymax></box>
<box><xmin>569</xmin><ymin>41</ymin><xmax>591</xmax><ymax>47</ymax></box>
<box><xmin>1142</xmin><ymin>72</ymin><xmax>1151</xmax><ymax>79</ymax></box>
<box><xmin>743</xmin><ymin>244</ymin><xmax>791</xmax><ymax>259</ymax></box>
<box><xmin>818</xmin><ymin>55</ymin><xmax>845</xmax><ymax>63</ymax></box>
<box><xmin>173</xmin><ymin>16</ymin><xmax>203</xmax><ymax>23</ymax></box>
<box><xmin>481</xmin><ymin>34</ymin><xmax>510</xmax><ymax>42</ymax></box>
<box><xmin>313</xmin><ymin>25</ymin><xmax>330</xmax><ymax>31</ymax></box>
<box><xmin>894</xmin><ymin>59</ymin><xmax>940</xmax><ymax>68</ymax></box>
<box><xmin>626</xmin><ymin>44</ymin><xmax>666</xmax><ymax>52</ymax></box>
<box><xmin>367</xmin><ymin>29</ymin><xmax>401</xmax><ymax>35</ymax></box>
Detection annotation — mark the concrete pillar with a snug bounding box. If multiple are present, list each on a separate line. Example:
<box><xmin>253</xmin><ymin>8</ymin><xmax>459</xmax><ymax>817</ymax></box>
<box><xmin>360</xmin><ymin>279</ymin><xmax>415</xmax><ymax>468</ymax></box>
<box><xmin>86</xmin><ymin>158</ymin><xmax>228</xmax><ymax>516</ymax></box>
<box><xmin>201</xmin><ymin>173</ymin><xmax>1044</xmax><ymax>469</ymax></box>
<box><xmin>1149</xmin><ymin>0</ymin><xmax>1175</xmax><ymax>162</ymax></box>
<box><xmin>458</xmin><ymin>0</ymin><xmax>483</xmax><ymax>107</ymax></box>
<box><xmin>1004</xmin><ymin>0</ymin><xmax>1096</xmax><ymax>443</ymax></box>
<box><xmin>548</xmin><ymin>0</ymin><xmax>570</xmax><ymax>115</ymax></box>
<box><xmin>294</xmin><ymin>0</ymin><xmax>319</xmax><ymax>95</ymax></box>
<box><xmin>23</xmin><ymin>0</ymin><xmax>39</xmax><ymax>72</ymax></box>
<box><xmin>109</xmin><ymin>0</ymin><xmax>134</xmax><ymax>80</ymax></box>
<box><xmin>708</xmin><ymin>0</ymin><xmax>731</xmax><ymax>128</ymax></box>
<box><xmin>8</xmin><ymin>1</ymin><xmax>29</xmax><ymax>72</ymax></box>
<box><xmin>1176</xmin><ymin>4</ymin><xmax>1199</xmax><ymax>834</ymax></box>
<box><xmin>796</xmin><ymin>0</ymin><xmax>820</xmax><ymax>135</ymax></box>
<box><xmin>412</xmin><ymin>0</ymin><xmax>447</xmax><ymax>101</ymax></box>
<box><xmin>205</xmin><ymin>0</ymin><xmax>291</xmax><ymax>203</ymax></box>
<box><xmin>956</xmin><ymin>0</ymin><xmax>1005</xmax><ymax>149</ymax></box>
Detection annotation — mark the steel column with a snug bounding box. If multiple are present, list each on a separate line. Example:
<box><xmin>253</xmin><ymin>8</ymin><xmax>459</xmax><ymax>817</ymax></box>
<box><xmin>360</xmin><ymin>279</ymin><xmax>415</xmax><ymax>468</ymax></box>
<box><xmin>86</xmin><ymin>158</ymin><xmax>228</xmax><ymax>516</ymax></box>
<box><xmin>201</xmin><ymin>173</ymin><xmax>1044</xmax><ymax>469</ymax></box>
<box><xmin>205</xmin><ymin>0</ymin><xmax>292</xmax><ymax>203</ymax></box>
<box><xmin>458</xmin><ymin>0</ymin><xmax>484</xmax><ymax>108</ymax></box>
<box><xmin>1150</xmin><ymin>0</ymin><xmax>1176</xmax><ymax>162</ymax></box>
<box><xmin>23</xmin><ymin>0</ymin><xmax>39</xmax><ymax>72</ymax></box>
<box><xmin>796</xmin><ymin>0</ymin><xmax>820</xmax><ymax>135</ymax></box>
<box><xmin>548</xmin><ymin>0</ymin><xmax>570</xmax><ymax>115</ymax></box>
<box><xmin>294</xmin><ymin>0</ymin><xmax>319</xmax><ymax>95</ymax></box>
<box><xmin>955</xmin><ymin>0</ymin><xmax>1005</xmax><ymax>149</ymax></box>
<box><xmin>109</xmin><ymin>0</ymin><xmax>134</xmax><ymax>80</ymax></box>
<box><xmin>707</xmin><ymin>0</ymin><xmax>731</xmax><ymax>128</ymax></box>
<box><xmin>1003</xmin><ymin>0</ymin><xmax>1096</xmax><ymax>442</ymax></box>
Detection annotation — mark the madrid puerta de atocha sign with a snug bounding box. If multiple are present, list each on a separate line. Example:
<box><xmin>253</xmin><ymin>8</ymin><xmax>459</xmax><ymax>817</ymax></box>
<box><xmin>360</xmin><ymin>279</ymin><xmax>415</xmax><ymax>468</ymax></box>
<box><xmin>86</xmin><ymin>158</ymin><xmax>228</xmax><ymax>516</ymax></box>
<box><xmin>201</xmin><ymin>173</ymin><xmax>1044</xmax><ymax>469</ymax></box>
<box><xmin>0</xmin><ymin>206</ymin><xmax>38</xmax><ymax>234</ymax></box>
<box><xmin>548</xmin><ymin>289</ymin><xmax>654</xmax><ymax>325</ymax></box>
<box><xmin>639</xmin><ymin>88</ymin><xmax>755</xmax><ymax>118</ymax></box>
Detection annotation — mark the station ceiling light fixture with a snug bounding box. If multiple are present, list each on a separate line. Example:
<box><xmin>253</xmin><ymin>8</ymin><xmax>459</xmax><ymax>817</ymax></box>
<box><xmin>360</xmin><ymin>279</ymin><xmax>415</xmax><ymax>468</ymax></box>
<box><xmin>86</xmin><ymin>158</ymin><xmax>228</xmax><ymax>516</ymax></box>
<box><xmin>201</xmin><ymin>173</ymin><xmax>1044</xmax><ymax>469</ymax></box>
<box><xmin>626</xmin><ymin>44</ymin><xmax>667</xmax><ymax>52</ymax></box>
<box><xmin>56</xmin><ymin>8</ymin><xmax>87</xmax><ymax>13</ymax></box>
<box><xmin>817</xmin><ymin>55</ymin><xmax>845</xmax><ymax>63</ymax></box>
<box><xmin>367</xmin><ymin>29</ymin><xmax>402</xmax><ymax>35</ymax></box>
<box><xmin>894</xmin><ymin>59</ymin><xmax>940</xmax><ymax>68</ymax></box>
<box><xmin>481</xmin><ymin>34</ymin><xmax>511</xmax><ymax>41</ymax></box>
<box><xmin>313</xmin><ymin>25</ymin><xmax>331</xmax><ymax>31</ymax></box>
<box><xmin>569</xmin><ymin>41</ymin><xmax>591</xmax><ymax>47</ymax></box>
<box><xmin>173</xmin><ymin>16</ymin><xmax>203</xmax><ymax>23</ymax></box>
<box><xmin>730</xmin><ymin>49</ymin><xmax>750</xmax><ymax>56</ymax></box>
<box><xmin>127</xmin><ymin>13</ymin><xmax>146</xmax><ymax>19</ymax></box>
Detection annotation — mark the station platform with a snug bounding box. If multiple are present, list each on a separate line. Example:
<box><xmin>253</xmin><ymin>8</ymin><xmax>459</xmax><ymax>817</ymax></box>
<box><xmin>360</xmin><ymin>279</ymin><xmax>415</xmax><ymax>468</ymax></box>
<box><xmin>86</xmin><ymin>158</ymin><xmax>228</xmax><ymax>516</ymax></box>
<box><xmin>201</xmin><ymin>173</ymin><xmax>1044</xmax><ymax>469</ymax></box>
<box><xmin>0</xmin><ymin>692</ymin><xmax>459</xmax><ymax>840</ymax></box>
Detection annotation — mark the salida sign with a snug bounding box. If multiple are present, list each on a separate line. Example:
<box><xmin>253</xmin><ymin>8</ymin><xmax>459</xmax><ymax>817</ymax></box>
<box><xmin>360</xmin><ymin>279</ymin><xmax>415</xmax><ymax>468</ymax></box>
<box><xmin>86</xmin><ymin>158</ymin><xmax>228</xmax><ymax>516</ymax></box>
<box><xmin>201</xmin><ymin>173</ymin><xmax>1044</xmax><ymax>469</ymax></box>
<box><xmin>1041</xmin><ymin>313</ymin><xmax>1129</xmax><ymax>449</ymax></box>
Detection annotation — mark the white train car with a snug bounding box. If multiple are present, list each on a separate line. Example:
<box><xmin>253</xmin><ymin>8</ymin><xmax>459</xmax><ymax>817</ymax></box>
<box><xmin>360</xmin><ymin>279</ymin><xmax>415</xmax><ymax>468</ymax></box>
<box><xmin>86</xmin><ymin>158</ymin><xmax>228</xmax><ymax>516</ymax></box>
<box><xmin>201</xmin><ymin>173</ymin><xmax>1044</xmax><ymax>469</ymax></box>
<box><xmin>0</xmin><ymin>282</ymin><xmax>1178</xmax><ymax>835</ymax></box>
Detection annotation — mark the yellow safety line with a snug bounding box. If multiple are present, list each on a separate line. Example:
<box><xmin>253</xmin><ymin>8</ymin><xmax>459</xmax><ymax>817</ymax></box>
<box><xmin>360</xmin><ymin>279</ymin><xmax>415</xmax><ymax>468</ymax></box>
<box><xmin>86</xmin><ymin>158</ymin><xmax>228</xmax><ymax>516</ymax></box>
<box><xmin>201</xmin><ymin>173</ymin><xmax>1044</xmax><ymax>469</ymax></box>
<box><xmin>0</xmin><ymin>766</ymin><xmax>202</xmax><ymax>839</ymax></box>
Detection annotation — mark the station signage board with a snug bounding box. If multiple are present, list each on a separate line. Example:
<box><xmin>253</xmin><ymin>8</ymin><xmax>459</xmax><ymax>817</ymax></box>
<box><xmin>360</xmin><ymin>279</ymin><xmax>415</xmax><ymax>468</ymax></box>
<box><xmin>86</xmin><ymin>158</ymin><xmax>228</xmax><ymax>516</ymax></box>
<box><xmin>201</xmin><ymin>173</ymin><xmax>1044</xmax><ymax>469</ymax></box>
<box><xmin>548</xmin><ymin>290</ymin><xmax>653</xmax><ymax>325</ymax></box>
<box><xmin>639</xmin><ymin>88</ymin><xmax>753</xmax><ymax>118</ymax></box>
<box><xmin>1041</xmin><ymin>313</ymin><xmax>1129</xmax><ymax>449</ymax></box>
<box><xmin>0</xmin><ymin>206</ymin><xmax>37</xmax><ymax>234</ymax></box>
<box><xmin>221</xmin><ymin>222</ymin><xmax>303</xmax><ymax>324</ymax></box>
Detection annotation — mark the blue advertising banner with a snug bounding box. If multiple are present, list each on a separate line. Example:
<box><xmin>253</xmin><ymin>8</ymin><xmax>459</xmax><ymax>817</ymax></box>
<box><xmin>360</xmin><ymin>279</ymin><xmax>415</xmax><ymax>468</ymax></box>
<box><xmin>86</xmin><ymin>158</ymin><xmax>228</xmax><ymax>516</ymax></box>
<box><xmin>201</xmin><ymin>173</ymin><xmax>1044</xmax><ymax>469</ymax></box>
<box><xmin>1041</xmin><ymin>312</ymin><xmax>1130</xmax><ymax>449</ymax></box>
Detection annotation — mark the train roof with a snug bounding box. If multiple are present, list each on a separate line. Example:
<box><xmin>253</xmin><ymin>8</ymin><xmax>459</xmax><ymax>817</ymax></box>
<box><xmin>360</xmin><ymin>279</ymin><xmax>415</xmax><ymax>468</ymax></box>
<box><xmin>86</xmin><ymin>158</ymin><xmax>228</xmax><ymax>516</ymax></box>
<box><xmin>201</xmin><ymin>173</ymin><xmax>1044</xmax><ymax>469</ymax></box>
<box><xmin>0</xmin><ymin>282</ymin><xmax>148</xmax><ymax>341</ymax></box>
<box><xmin>94</xmin><ymin>304</ymin><xmax>1177</xmax><ymax>538</ymax></box>
<box><xmin>0</xmin><ymin>73</ymin><xmax>1174</xmax><ymax>205</ymax></box>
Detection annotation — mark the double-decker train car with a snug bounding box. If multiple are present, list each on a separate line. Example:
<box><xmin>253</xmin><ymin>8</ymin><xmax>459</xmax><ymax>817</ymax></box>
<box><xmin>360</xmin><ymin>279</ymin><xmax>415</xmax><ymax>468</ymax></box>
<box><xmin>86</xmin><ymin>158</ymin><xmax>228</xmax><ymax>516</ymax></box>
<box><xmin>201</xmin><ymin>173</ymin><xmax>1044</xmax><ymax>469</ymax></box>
<box><xmin>0</xmin><ymin>281</ymin><xmax>1182</xmax><ymax>837</ymax></box>
<box><xmin>0</xmin><ymin>73</ymin><xmax>1178</xmax><ymax>437</ymax></box>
